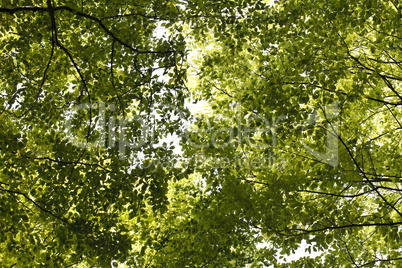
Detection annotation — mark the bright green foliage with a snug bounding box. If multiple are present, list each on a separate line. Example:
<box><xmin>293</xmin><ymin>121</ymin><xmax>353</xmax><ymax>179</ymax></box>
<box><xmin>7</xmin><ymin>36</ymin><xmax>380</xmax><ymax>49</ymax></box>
<box><xmin>1</xmin><ymin>0</ymin><xmax>402</xmax><ymax>267</ymax></box>
<box><xmin>185</xmin><ymin>0</ymin><xmax>402</xmax><ymax>266</ymax></box>
<box><xmin>0</xmin><ymin>0</ymin><xmax>188</xmax><ymax>266</ymax></box>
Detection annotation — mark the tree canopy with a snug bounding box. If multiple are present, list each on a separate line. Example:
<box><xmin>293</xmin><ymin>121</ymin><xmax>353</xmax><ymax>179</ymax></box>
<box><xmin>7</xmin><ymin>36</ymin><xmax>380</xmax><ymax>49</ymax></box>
<box><xmin>1</xmin><ymin>0</ymin><xmax>402</xmax><ymax>267</ymax></box>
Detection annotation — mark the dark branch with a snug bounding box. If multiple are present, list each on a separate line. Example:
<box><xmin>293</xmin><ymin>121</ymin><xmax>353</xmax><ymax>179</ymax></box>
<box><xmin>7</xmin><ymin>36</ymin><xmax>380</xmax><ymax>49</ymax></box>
<box><xmin>0</xmin><ymin>187</ymin><xmax>69</xmax><ymax>224</ymax></box>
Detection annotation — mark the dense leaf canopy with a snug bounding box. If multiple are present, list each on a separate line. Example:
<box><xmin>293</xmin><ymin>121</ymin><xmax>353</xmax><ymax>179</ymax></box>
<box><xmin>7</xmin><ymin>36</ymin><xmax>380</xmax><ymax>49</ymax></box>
<box><xmin>1</xmin><ymin>0</ymin><xmax>402</xmax><ymax>267</ymax></box>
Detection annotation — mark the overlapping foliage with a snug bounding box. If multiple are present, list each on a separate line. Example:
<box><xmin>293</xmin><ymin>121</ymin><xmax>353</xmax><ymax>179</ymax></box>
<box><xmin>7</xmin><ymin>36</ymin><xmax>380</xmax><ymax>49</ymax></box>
<box><xmin>1</xmin><ymin>0</ymin><xmax>401</xmax><ymax>267</ymax></box>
